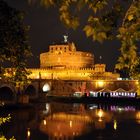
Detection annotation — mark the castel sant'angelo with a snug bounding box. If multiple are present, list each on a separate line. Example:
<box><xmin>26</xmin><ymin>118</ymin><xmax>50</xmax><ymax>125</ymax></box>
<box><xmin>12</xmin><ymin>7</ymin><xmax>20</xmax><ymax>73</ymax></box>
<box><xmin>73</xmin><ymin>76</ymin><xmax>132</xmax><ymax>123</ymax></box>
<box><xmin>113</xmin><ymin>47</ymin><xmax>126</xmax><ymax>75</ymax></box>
<box><xmin>29</xmin><ymin>36</ymin><xmax>119</xmax><ymax>81</ymax></box>
<box><xmin>28</xmin><ymin>36</ymin><xmax>138</xmax><ymax>96</ymax></box>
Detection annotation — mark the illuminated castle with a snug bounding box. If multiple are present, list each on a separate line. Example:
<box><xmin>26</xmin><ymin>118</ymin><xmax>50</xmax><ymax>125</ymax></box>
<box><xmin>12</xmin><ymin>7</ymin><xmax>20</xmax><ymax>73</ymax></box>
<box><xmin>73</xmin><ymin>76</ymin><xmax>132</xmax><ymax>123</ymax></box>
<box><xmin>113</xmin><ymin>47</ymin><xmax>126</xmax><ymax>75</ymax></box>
<box><xmin>29</xmin><ymin>42</ymin><xmax>119</xmax><ymax>80</ymax></box>
<box><xmin>40</xmin><ymin>42</ymin><xmax>94</xmax><ymax>69</ymax></box>
<box><xmin>27</xmin><ymin>38</ymin><xmax>138</xmax><ymax>95</ymax></box>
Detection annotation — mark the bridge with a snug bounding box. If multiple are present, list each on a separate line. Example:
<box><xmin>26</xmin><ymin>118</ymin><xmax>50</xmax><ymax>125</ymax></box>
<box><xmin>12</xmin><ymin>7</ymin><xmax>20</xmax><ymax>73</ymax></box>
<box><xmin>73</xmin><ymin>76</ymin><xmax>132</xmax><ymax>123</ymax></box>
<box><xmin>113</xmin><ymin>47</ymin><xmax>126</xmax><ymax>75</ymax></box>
<box><xmin>0</xmin><ymin>79</ymin><xmax>79</xmax><ymax>104</ymax></box>
<box><xmin>0</xmin><ymin>79</ymin><xmax>53</xmax><ymax>104</ymax></box>
<box><xmin>0</xmin><ymin>78</ymin><xmax>138</xmax><ymax>104</ymax></box>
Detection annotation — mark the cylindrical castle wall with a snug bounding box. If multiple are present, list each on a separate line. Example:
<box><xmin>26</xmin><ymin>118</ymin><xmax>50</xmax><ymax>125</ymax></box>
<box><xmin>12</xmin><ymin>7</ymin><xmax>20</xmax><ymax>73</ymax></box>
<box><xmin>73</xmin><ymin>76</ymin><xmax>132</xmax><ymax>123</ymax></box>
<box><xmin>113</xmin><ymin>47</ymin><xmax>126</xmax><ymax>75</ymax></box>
<box><xmin>40</xmin><ymin>50</ymin><xmax>94</xmax><ymax>68</ymax></box>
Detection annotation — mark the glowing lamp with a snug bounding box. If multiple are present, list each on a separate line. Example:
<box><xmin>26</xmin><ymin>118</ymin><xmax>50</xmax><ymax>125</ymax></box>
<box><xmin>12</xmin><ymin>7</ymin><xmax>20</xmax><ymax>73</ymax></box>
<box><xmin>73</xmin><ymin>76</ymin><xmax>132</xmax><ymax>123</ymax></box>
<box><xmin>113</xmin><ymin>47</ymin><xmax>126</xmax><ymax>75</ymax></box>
<box><xmin>43</xmin><ymin>83</ymin><xmax>51</xmax><ymax>92</ymax></box>
<box><xmin>96</xmin><ymin>80</ymin><xmax>104</xmax><ymax>88</ymax></box>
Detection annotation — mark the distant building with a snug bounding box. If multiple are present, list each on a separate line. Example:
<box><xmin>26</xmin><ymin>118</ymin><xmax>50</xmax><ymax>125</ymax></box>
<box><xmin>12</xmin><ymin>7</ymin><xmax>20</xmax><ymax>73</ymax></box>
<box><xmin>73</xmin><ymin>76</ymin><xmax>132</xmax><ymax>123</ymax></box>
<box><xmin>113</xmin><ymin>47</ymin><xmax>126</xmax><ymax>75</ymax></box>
<box><xmin>1</xmin><ymin>39</ymin><xmax>138</xmax><ymax>99</ymax></box>
<box><xmin>4</xmin><ymin>42</ymin><xmax>138</xmax><ymax>96</ymax></box>
<box><xmin>29</xmin><ymin>43</ymin><xmax>119</xmax><ymax>81</ymax></box>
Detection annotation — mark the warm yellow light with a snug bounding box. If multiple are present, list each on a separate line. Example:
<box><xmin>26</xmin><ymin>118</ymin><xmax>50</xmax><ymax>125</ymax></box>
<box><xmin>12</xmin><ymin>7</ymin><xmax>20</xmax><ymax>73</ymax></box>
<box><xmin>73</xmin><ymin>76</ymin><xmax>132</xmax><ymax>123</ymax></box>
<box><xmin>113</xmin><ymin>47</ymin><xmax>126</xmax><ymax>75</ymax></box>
<box><xmin>96</xmin><ymin>80</ymin><xmax>104</xmax><ymax>88</ymax></box>
<box><xmin>136</xmin><ymin>80</ymin><xmax>139</xmax><ymax>85</ymax></box>
<box><xmin>98</xmin><ymin>118</ymin><xmax>102</xmax><ymax>122</ymax></box>
<box><xmin>113</xmin><ymin>120</ymin><xmax>117</xmax><ymax>130</ymax></box>
<box><xmin>136</xmin><ymin>112</ymin><xmax>140</xmax><ymax>124</ymax></box>
<box><xmin>27</xmin><ymin>128</ymin><xmax>31</xmax><ymax>138</ymax></box>
<box><xmin>97</xmin><ymin>109</ymin><xmax>104</xmax><ymax>118</ymax></box>
<box><xmin>69</xmin><ymin>120</ymin><xmax>72</xmax><ymax>128</ymax></box>
<box><xmin>96</xmin><ymin>109</ymin><xmax>104</xmax><ymax>122</ymax></box>
<box><xmin>43</xmin><ymin>119</ymin><xmax>46</xmax><ymax>125</ymax></box>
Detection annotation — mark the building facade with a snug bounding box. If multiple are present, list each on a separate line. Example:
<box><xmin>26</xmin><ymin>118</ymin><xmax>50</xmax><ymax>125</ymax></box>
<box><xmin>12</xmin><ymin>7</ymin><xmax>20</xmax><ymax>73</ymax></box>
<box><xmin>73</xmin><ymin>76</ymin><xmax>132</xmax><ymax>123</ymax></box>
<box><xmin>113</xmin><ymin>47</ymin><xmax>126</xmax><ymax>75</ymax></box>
<box><xmin>29</xmin><ymin>43</ymin><xmax>119</xmax><ymax>81</ymax></box>
<box><xmin>40</xmin><ymin>43</ymin><xmax>94</xmax><ymax>69</ymax></box>
<box><xmin>27</xmin><ymin>42</ymin><xmax>138</xmax><ymax>96</ymax></box>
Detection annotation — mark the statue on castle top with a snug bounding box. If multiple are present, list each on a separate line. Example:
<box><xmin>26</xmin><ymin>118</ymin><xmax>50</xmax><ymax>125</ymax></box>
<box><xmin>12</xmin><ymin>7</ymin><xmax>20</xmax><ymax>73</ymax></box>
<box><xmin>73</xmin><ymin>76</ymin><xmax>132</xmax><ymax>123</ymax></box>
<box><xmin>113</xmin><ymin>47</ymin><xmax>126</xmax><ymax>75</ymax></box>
<box><xmin>63</xmin><ymin>35</ymin><xmax>68</xmax><ymax>43</ymax></box>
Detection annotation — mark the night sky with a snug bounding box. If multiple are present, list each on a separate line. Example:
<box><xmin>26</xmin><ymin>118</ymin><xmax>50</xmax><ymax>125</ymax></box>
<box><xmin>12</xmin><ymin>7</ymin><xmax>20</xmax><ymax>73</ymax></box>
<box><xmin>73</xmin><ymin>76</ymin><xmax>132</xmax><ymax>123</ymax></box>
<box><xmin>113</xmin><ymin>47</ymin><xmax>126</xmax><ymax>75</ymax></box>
<box><xmin>5</xmin><ymin>0</ymin><xmax>121</xmax><ymax>71</ymax></box>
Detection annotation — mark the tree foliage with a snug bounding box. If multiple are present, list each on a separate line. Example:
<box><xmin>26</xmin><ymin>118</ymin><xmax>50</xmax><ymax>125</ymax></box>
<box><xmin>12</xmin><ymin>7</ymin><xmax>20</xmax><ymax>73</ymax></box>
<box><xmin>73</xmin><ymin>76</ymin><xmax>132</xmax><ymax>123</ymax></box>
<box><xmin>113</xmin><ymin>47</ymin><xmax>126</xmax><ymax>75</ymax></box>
<box><xmin>29</xmin><ymin>0</ymin><xmax>140</xmax><ymax>93</ymax></box>
<box><xmin>29</xmin><ymin>0</ymin><xmax>128</xmax><ymax>41</ymax></box>
<box><xmin>116</xmin><ymin>1</ymin><xmax>140</xmax><ymax>77</ymax></box>
<box><xmin>29</xmin><ymin>0</ymin><xmax>140</xmax><ymax>78</ymax></box>
<box><xmin>0</xmin><ymin>0</ymin><xmax>32</xmax><ymax>86</ymax></box>
<box><xmin>0</xmin><ymin>114</ymin><xmax>15</xmax><ymax>140</ymax></box>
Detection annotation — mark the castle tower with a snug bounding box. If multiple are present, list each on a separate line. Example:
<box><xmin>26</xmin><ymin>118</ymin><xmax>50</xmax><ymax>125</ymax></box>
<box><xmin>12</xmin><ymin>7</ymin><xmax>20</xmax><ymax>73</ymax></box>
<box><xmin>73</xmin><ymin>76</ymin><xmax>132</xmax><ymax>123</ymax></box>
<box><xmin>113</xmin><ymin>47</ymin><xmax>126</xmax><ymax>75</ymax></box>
<box><xmin>94</xmin><ymin>64</ymin><xmax>106</xmax><ymax>73</ymax></box>
<box><xmin>40</xmin><ymin>43</ymin><xmax>94</xmax><ymax>69</ymax></box>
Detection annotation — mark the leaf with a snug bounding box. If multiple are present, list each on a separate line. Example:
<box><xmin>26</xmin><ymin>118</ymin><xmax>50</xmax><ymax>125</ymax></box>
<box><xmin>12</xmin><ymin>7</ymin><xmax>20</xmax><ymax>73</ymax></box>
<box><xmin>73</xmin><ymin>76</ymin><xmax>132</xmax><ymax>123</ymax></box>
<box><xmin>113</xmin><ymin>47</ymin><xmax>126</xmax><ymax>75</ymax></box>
<box><xmin>127</xmin><ymin>14</ymin><xmax>134</xmax><ymax>21</ymax></box>
<box><xmin>97</xmin><ymin>32</ymin><xmax>107</xmax><ymax>43</ymax></box>
<box><xmin>83</xmin><ymin>25</ymin><xmax>94</xmax><ymax>37</ymax></box>
<box><xmin>119</xmin><ymin>27</ymin><xmax>126</xmax><ymax>34</ymax></box>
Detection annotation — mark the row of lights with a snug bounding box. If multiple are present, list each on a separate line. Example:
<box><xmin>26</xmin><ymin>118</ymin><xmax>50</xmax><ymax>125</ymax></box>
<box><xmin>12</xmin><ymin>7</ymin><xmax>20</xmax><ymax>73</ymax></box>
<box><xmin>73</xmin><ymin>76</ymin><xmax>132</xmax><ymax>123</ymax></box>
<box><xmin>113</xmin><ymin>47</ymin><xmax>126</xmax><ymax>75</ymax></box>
<box><xmin>89</xmin><ymin>91</ymin><xmax>137</xmax><ymax>98</ymax></box>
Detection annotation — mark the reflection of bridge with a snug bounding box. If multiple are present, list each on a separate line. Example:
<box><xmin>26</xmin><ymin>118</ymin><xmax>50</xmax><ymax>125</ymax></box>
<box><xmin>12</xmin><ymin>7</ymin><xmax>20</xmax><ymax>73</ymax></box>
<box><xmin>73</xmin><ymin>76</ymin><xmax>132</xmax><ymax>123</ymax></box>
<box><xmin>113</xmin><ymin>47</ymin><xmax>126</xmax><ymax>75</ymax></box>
<box><xmin>39</xmin><ymin>102</ymin><xmax>140</xmax><ymax>140</ymax></box>
<box><xmin>4</xmin><ymin>102</ymin><xmax>140</xmax><ymax>140</ymax></box>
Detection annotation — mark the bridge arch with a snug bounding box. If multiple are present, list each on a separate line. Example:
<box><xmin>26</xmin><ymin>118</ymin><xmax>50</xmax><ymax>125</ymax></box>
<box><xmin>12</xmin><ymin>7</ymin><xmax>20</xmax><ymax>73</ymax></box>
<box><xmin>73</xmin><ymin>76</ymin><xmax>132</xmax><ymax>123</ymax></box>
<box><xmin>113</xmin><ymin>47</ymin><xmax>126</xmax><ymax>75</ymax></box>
<box><xmin>0</xmin><ymin>84</ymin><xmax>16</xmax><ymax>102</ymax></box>
<box><xmin>24</xmin><ymin>84</ymin><xmax>37</xmax><ymax>97</ymax></box>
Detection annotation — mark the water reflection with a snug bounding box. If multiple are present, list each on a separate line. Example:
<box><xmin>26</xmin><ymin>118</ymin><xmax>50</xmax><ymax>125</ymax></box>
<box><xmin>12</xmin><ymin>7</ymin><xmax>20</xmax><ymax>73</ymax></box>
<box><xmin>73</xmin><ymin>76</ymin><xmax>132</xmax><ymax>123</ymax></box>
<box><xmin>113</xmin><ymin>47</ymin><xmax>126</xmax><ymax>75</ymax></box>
<box><xmin>40</xmin><ymin>103</ymin><xmax>92</xmax><ymax>139</ymax></box>
<box><xmin>39</xmin><ymin>103</ymin><xmax>140</xmax><ymax>139</ymax></box>
<box><xmin>27</xmin><ymin>128</ymin><xmax>31</xmax><ymax>139</ymax></box>
<box><xmin>113</xmin><ymin>120</ymin><xmax>117</xmax><ymax>130</ymax></box>
<box><xmin>1</xmin><ymin>102</ymin><xmax>140</xmax><ymax>140</ymax></box>
<box><xmin>136</xmin><ymin>112</ymin><xmax>140</xmax><ymax>124</ymax></box>
<box><xmin>40</xmin><ymin>113</ymin><xmax>92</xmax><ymax>139</ymax></box>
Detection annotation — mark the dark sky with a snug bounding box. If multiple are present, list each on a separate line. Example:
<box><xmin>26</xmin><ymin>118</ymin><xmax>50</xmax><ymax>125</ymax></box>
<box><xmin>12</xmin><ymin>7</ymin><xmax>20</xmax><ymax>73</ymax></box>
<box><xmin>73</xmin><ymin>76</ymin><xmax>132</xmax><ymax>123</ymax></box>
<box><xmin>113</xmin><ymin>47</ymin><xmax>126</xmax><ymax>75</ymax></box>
<box><xmin>5</xmin><ymin>0</ymin><xmax>121</xmax><ymax>71</ymax></box>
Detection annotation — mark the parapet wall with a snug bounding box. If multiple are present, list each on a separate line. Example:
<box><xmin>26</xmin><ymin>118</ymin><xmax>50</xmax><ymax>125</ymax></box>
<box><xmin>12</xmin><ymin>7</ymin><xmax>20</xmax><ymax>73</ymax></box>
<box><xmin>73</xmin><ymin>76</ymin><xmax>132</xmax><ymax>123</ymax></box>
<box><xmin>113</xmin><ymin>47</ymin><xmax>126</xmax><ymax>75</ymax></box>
<box><xmin>28</xmin><ymin>68</ymin><xmax>119</xmax><ymax>81</ymax></box>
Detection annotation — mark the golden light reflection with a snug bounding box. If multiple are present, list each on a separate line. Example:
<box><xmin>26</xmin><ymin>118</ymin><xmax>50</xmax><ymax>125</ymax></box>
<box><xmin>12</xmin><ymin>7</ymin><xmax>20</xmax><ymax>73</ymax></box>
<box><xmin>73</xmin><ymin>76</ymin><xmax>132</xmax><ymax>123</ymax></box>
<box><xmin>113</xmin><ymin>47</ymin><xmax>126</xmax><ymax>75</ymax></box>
<box><xmin>113</xmin><ymin>120</ymin><xmax>117</xmax><ymax>130</ymax></box>
<box><xmin>27</xmin><ymin>128</ymin><xmax>31</xmax><ymax>139</ymax></box>
<box><xmin>43</xmin><ymin>119</ymin><xmax>47</xmax><ymax>125</ymax></box>
<box><xmin>136</xmin><ymin>112</ymin><xmax>140</xmax><ymax>124</ymax></box>
<box><xmin>98</xmin><ymin>110</ymin><xmax>104</xmax><ymax>118</ymax></box>
<box><xmin>96</xmin><ymin>109</ymin><xmax>104</xmax><ymax>122</ymax></box>
<box><xmin>40</xmin><ymin>113</ymin><xmax>92</xmax><ymax>138</ymax></box>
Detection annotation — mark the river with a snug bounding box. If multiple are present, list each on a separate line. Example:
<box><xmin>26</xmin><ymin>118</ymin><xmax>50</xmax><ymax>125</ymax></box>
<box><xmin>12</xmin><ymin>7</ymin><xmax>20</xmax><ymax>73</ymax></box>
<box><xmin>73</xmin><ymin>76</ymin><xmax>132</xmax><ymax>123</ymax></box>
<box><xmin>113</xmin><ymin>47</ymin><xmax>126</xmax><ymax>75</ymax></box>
<box><xmin>1</xmin><ymin>102</ymin><xmax>140</xmax><ymax>140</ymax></box>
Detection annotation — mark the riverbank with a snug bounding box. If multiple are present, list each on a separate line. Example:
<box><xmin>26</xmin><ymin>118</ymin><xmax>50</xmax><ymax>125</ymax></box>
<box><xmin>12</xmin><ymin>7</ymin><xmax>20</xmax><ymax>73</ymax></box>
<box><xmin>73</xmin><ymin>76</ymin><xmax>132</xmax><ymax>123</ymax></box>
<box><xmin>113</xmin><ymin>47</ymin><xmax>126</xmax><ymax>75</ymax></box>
<box><xmin>45</xmin><ymin>96</ymin><xmax>140</xmax><ymax>106</ymax></box>
<box><xmin>1</xmin><ymin>96</ymin><xmax>140</xmax><ymax>110</ymax></box>
<box><xmin>0</xmin><ymin>102</ymin><xmax>34</xmax><ymax>110</ymax></box>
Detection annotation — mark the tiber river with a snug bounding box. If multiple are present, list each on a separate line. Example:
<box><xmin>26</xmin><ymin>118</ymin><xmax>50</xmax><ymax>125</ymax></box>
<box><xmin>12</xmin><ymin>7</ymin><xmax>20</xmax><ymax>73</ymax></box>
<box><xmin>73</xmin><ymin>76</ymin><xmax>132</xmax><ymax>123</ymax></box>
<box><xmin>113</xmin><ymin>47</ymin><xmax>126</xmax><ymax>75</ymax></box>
<box><xmin>1</xmin><ymin>102</ymin><xmax>140</xmax><ymax>140</ymax></box>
